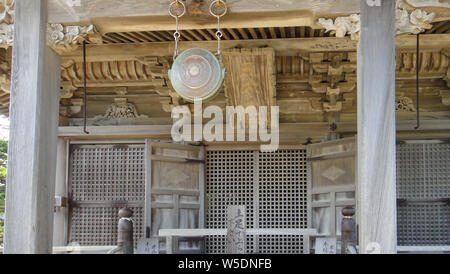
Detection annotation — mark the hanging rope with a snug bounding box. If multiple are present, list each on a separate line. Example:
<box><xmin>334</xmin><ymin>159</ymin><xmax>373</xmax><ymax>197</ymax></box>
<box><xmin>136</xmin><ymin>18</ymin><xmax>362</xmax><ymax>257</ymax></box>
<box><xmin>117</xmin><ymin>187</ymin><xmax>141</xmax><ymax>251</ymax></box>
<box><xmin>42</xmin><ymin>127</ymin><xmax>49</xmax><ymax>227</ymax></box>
<box><xmin>415</xmin><ymin>33</ymin><xmax>420</xmax><ymax>130</ymax></box>
<box><xmin>83</xmin><ymin>41</ymin><xmax>89</xmax><ymax>134</ymax></box>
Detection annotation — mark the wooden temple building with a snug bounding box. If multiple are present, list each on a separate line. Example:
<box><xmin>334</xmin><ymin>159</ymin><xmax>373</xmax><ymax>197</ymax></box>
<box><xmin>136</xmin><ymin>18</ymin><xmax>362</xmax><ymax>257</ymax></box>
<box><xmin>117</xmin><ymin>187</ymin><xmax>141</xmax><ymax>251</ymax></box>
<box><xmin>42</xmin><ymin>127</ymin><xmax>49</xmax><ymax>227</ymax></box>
<box><xmin>1</xmin><ymin>0</ymin><xmax>449</xmax><ymax>254</ymax></box>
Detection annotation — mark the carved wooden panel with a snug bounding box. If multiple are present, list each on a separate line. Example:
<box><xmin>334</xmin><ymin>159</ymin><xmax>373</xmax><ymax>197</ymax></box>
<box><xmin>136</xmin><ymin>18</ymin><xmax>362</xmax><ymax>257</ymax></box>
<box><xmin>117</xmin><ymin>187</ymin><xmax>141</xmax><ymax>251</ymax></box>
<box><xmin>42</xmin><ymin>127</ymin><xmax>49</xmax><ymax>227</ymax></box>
<box><xmin>223</xmin><ymin>48</ymin><xmax>276</xmax><ymax>108</ymax></box>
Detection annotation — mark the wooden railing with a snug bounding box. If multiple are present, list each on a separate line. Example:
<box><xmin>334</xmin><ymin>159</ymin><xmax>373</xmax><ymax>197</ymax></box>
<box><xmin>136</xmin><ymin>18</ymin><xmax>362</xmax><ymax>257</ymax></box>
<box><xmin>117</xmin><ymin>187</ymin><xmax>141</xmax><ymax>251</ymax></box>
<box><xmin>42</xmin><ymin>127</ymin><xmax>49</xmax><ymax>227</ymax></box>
<box><xmin>159</xmin><ymin>228</ymin><xmax>318</xmax><ymax>254</ymax></box>
<box><xmin>0</xmin><ymin>246</ymin><xmax>117</xmax><ymax>254</ymax></box>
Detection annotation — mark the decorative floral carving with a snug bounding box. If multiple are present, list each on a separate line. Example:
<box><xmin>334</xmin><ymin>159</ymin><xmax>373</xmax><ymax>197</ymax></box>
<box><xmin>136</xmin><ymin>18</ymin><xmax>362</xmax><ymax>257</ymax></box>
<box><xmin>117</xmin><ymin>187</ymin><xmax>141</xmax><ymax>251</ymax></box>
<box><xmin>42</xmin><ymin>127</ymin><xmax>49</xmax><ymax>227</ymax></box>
<box><xmin>317</xmin><ymin>0</ymin><xmax>436</xmax><ymax>39</ymax></box>
<box><xmin>396</xmin><ymin>1</ymin><xmax>435</xmax><ymax>35</ymax></box>
<box><xmin>47</xmin><ymin>24</ymin><xmax>103</xmax><ymax>54</ymax></box>
<box><xmin>0</xmin><ymin>49</ymin><xmax>10</xmax><ymax>93</ymax></box>
<box><xmin>104</xmin><ymin>98</ymin><xmax>140</xmax><ymax>120</ymax></box>
<box><xmin>0</xmin><ymin>0</ymin><xmax>14</xmax><ymax>48</ymax></box>
<box><xmin>396</xmin><ymin>96</ymin><xmax>416</xmax><ymax>112</ymax></box>
<box><xmin>317</xmin><ymin>14</ymin><xmax>360</xmax><ymax>41</ymax></box>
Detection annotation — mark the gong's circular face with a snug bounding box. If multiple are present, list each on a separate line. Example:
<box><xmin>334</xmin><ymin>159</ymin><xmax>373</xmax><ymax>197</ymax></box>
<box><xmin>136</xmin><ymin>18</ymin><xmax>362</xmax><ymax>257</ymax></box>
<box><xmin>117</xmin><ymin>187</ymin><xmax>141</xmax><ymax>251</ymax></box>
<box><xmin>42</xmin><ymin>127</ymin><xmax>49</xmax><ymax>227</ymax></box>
<box><xmin>180</xmin><ymin>55</ymin><xmax>212</xmax><ymax>89</ymax></box>
<box><xmin>169</xmin><ymin>48</ymin><xmax>225</xmax><ymax>102</ymax></box>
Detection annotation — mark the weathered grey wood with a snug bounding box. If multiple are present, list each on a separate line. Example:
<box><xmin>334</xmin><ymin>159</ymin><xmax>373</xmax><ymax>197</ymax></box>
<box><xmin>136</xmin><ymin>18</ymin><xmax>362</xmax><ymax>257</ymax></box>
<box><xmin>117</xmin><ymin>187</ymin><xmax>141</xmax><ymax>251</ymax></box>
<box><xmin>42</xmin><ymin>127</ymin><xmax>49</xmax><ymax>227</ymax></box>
<box><xmin>198</xmin><ymin>146</ymin><xmax>206</xmax><ymax>229</ymax></box>
<box><xmin>47</xmin><ymin>0</ymin><xmax>361</xmax><ymax>27</ymax></box>
<box><xmin>57</xmin><ymin>120</ymin><xmax>450</xmax><ymax>142</ymax></box>
<box><xmin>305</xmin><ymin>147</ymin><xmax>313</xmax><ymax>254</ymax></box>
<box><xmin>149</xmin><ymin>141</ymin><xmax>205</xmax><ymax>254</ymax></box>
<box><xmin>4</xmin><ymin>0</ymin><xmax>61</xmax><ymax>254</ymax></box>
<box><xmin>166</xmin><ymin>236</ymin><xmax>174</xmax><ymax>254</ymax></box>
<box><xmin>159</xmin><ymin>228</ymin><xmax>318</xmax><ymax>237</ymax></box>
<box><xmin>144</xmin><ymin>139</ymin><xmax>152</xmax><ymax>238</ymax></box>
<box><xmin>137</xmin><ymin>238</ymin><xmax>159</xmax><ymax>254</ymax></box>
<box><xmin>53</xmin><ymin>138</ymin><xmax>69</xmax><ymax>246</ymax></box>
<box><xmin>226</xmin><ymin>206</ymin><xmax>246</xmax><ymax>254</ymax></box>
<box><xmin>308</xmin><ymin>138</ymin><xmax>356</xmax><ymax>240</ymax></box>
<box><xmin>357</xmin><ymin>0</ymin><xmax>397</xmax><ymax>254</ymax></box>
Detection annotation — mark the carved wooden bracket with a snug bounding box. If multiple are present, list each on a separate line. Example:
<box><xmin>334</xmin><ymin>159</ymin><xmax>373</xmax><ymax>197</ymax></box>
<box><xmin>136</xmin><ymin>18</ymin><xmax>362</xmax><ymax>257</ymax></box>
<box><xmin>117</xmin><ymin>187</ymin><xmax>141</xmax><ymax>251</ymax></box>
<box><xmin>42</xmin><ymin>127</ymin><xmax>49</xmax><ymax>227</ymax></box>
<box><xmin>60</xmin><ymin>81</ymin><xmax>76</xmax><ymax>99</ymax></box>
<box><xmin>0</xmin><ymin>0</ymin><xmax>103</xmax><ymax>53</ymax></box>
<box><xmin>317</xmin><ymin>14</ymin><xmax>360</xmax><ymax>41</ymax></box>
<box><xmin>136</xmin><ymin>56</ymin><xmax>184</xmax><ymax>112</ymax></box>
<box><xmin>309</xmin><ymin>52</ymin><xmax>357</xmax><ymax>113</ymax></box>
<box><xmin>0</xmin><ymin>49</ymin><xmax>11</xmax><ymax>93</ymax></box>
<box><xmin>0</xmin><ymin>0</ymin><xmax>14</xmax><ymax>48</ymax></box>
<box><xmin>396</xmin><ymin>0</ymin><xmax>435</xmax><ymax>35</ymax></box>
<box><xmin>47</xmin><ymin>24</ymin><xmax>103</xmax><ymax>54</ymax></box>
<box><xmin>317</xmin><ymin>0</ymin><xmax>437</xmax><ymax>40</ymax></box>
<box><xmin>60</xmin><ymin>98</ymin><xmax>83</xmax><ymax>117</ymax></box>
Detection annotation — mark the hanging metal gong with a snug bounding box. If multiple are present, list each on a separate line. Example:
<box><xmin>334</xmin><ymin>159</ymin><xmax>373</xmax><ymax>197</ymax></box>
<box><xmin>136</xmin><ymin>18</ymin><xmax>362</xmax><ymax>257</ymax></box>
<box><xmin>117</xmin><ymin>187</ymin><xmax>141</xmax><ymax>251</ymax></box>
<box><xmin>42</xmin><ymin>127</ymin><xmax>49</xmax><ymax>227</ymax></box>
<box><xmin>169</xmin><ymin>48</ymin><xmax>226</xmax><ymax>102</ymax></box>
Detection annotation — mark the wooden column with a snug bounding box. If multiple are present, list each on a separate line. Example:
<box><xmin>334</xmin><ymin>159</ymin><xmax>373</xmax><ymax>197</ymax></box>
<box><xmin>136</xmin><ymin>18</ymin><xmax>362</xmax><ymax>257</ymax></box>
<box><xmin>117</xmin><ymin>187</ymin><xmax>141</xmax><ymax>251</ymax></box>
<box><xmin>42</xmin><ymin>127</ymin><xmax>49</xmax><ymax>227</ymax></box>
<box><xmin>4</xmin><ymin>0</ymin><xmax>61</xmax><ymax>254</ymax></box>
<box><xmin>357</xmin><ymin>0</ymin><xmax>397</xmax><ymax>254</ymax></box>
<box><xmin>53</xmin><ymin>138</ymin><xmax>69</xmax><ymax>246</ymax></box>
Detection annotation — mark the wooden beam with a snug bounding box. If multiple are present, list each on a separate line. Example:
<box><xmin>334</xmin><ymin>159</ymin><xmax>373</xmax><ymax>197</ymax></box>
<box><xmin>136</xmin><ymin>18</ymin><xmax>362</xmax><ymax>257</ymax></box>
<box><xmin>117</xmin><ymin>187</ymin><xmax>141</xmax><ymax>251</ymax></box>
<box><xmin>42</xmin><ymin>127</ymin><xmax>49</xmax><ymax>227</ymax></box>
<box><xmin>4</xmin><ymin>0</ymin><xmax>61</xmax><ymax>254</ymax></box>
<box><xmin>58</xmin><ymin>125</ymin><xmax>173</xmax><ymax>139</ymax></box>
<box><xmin>58</xmin><ymin>120</ymin><xmax>450</xmax><ymax>140</ymax></box>
<box><xmin>61</xmin><ymin>34</ymin><xmax>450</xmax><ymax>63</ymax></box>
<box><xmin>357</xmin><ymin>0</ymin><xmax>397</xmax><ymax>254</ymax></box>
<box><xmin>93</xmin><ymin>11</ymin><xmax>316</xmax><ymax>34</ymax></box>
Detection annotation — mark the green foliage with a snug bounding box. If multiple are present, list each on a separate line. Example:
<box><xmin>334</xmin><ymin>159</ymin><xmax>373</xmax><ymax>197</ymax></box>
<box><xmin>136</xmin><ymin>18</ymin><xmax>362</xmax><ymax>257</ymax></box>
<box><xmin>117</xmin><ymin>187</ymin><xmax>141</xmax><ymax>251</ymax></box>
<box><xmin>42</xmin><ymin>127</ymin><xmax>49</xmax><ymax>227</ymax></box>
<box><xmin>0</xmin><ymin>139</ymin><xmax>6</xmax><ymax>246</ymax></box>
<box><xmin>0</xmin><ymin>139</ymin><xmax>6</xmax><ymax>183</ymax></box>
<box><xmin>0</xmin><ymin>184</ymin><xmax>4</xmax><ymax>246</ymax></box>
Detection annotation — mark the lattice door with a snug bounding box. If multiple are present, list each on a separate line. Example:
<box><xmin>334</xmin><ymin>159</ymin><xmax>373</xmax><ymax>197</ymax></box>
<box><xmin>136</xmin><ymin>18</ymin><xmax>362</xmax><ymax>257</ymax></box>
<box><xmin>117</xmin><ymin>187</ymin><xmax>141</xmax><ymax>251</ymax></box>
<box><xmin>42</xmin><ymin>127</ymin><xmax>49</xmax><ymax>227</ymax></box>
<box><xmin>68</xmin><ymin>144</ymin><xmax>145</xmax><ymax>247</ymax></box>
<box><xmin>308</xmin><ymin>138</ymin><xmax>356</xmax><ymax>241</ymax></box>
<box><xmin>205</xmin><ymin>148</ymin><xmax>309</xmax><ymax>254</ymax></box>
<box><xmin>148</xmin><ymin>141</ymin><xmax>205</xmax><ymax>254</ymax></box>
<box><xmin>396</xmin><ymin>143</ymin><xmax>450</xmax><ymax>246</ymax></box>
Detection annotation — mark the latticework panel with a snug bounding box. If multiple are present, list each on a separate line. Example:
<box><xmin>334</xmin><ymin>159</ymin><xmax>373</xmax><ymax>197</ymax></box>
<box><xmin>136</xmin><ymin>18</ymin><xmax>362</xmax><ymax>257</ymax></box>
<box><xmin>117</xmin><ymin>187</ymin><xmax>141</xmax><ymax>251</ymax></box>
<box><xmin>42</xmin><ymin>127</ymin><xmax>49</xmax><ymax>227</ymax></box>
<box><xmin>69</xmin><ymin>144</ymin><xmax>145</xmax><ymax>247</ymax></box>
<box><xmin>70</xmin><ymin>207</ymin><xmax>144</xmax><ymax>247</ymax></box>
<box><xmin>258</xmin><ymin>150</ymin><xmax>308</xmax><ymax>254</ymax></box>
<box><xmin>205</xmin><ymin>149</ymin><xmax>309</xmax><ymax>254</ymax></box>
<box><xmin>205</xmin><ymin>150</ymin><xmax>255</xmax><ymax>254</ymax></box>
<box><xmin>396</xmin><ymin>143</ymin><xmax>450</xmax><ymax>246</ymax></box>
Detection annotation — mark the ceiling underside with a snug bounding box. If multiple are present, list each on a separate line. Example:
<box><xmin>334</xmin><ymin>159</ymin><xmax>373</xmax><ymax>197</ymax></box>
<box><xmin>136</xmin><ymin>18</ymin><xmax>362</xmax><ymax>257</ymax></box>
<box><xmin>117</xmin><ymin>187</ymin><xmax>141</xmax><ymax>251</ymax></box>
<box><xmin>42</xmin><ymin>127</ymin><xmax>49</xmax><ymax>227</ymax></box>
<box><xmin>102</xmin><ymin>26</ymin><xmax>333</xmax><ymax>44</ymax></box>
<box><xmin>101</xmin><ymin>21</ymin><xmax>450</xmax><ymax>44</ymax></box>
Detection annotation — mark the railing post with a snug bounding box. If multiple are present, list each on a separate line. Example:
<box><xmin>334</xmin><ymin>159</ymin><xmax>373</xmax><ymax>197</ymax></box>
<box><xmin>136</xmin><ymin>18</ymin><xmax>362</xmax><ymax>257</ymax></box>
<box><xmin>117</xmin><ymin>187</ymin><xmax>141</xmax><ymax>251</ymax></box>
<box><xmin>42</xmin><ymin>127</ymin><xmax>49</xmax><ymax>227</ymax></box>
<box><xmin>109</xmin><ymin>208</ymin><xmax>134</xmax><ymax>254</ymax></box>
<box><xmin>341</xmin><ymin>206</ymin><xmax>357</xmax><ymax>254</ymax></box>
<box><xmin>118</xmin><ymin>208</ymin><xmax>134</xmax><ymax>254</ymax></box>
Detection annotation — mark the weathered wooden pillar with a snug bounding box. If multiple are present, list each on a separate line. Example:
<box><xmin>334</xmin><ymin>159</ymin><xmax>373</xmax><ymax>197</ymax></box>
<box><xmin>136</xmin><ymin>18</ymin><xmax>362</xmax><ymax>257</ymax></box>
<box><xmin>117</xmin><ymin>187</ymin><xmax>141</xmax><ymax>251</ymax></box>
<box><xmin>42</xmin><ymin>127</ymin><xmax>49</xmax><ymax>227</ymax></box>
<box><xmin>4</xmin><ymin>0</ymin><xmax>61</xmax><ymax>254</ymax></box>
<box><xmin>357</xmin><ymin>0</ymin><xmax>397</xmax><ymax>254</ymax></box>
<box><xmin>53</xmin><ymin>138</ymin><xmax>69</xmax><ymax>246</ymax></box>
